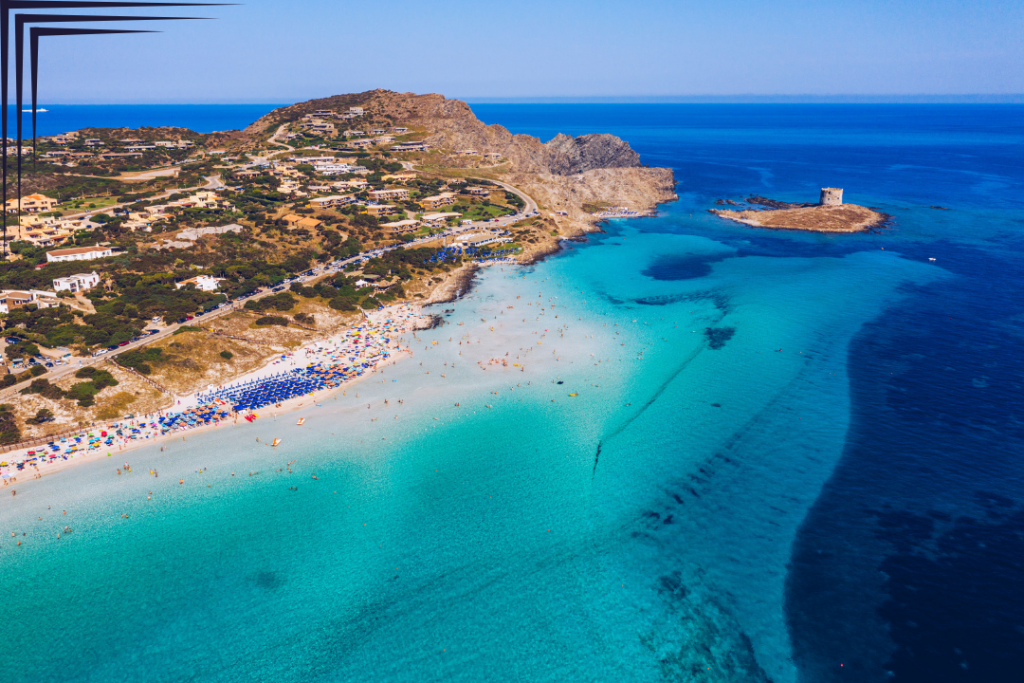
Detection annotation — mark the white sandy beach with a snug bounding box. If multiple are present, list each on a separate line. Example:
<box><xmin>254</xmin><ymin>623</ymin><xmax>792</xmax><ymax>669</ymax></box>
<box><xmin>1</xmin><ymin>304</ymin><xmax>429</xmax><ymax>485</ymax></box>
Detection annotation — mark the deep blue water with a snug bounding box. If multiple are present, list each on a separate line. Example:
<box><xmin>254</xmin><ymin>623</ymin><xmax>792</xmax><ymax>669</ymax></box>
<box><xmin>2</xmin><ymin>104</ymin><xmax>1023</xmax><ymax>682</ymax></box>
<box><xmin>5</xmin><ymin>104</ymin><xmax>283</xmax><ymax>135</ymax></box>
<box><xmin>478</xmin><ymin>103</ymin><xmax>1024</xmax><ymax>680</ymax></box>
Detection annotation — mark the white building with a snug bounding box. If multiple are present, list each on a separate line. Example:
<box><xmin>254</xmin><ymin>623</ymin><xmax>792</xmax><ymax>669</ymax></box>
<box><xmin>46</xmin><ymin>245</ymin><xmax>113</xmax><ymax>263</ymax></box>
<box><xmin>0</xmin><ymin>290</ymin><xmax>58</xmax><ymax>314</ymax></box>
<box><xmin>310</xmin><ymin>195</ymin><xmax>357</xmax><ymax>210</ymax></box>
<box><xmin>53</xmin><ymin>271</ymin><xmax>100</xmax><ymax>293</ymax></box>
<box><xmin>175</xmin><ymin>275</ymin><xmax>223</xmax><ymax>292</ymax></box>
<box><xmin>422</xmin><ymin>212</ymin><xmax>462</xmax><ymax>226</ymax></box>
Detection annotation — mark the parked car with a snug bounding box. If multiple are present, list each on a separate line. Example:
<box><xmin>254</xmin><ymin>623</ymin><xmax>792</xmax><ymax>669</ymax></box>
<box><xmin>185</xmin><ymin>315</ymin><xmax>195</xmax><ymax>321</ymax></box>
<box><xmin>176</xmin><ymin>318</ymin><xmax>187</xmax><ymax>324</ymax></box>
<box><xmin>118</xmin><ymin>341</ymin><xmax>130</xmax><ymax>347</ymax></box>
<box><xmin>92</xmin><ymin>349</ymin><xmax>107</xmax><ymax>357</ymax></box>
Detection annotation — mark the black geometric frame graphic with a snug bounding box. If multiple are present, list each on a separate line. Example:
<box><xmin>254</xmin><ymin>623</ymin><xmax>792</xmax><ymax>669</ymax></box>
<box><xmin>31</xmin><ymin>28</ymin><xmax>161</xmax><ymax>166</ymax></box>
<box><xmin>1</xmin><ymin>1</ymin><xmax>228</xmax><ymax>254</ymax></box>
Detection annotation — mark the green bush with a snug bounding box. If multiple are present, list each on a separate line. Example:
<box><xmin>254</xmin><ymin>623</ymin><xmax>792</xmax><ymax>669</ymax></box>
<box><xmin>66</xmin><ymin>382</ymin><xmax>99</xmax><ymax>407</ymax></box>
<box><xmin>29</xmin><ymin>365</ymin><xmax>47</xmax><ymax>378</ymax></box>
<box><xmin>328</xmin><ymin>296</ymin><xmax>357</xmax><ymax>312</ymax></box>
<box><xmin>0</xmin><ymin>404</ymin><xmax>21</xmax><ymax>445</ymax></box>
<box><xmin>220</xmin><ymin>350</ymin><xmax>234</xmax><ymax>360</ymax></box>
<box><xmin>64</xmin><ymin>369</ymin><xmax>117</xmax><ymax>406</ymax></box>
<box><xmin>244</xmin><ymin>292</ymin><xmax>296</xmax><ymax>313</ymax></box>
<box><xmin>90</xmin><ymin>370</ymin><xmax>118</xmax><ymax>390</ymax></box>
<box><xmin>255</xmin><ymin>316</ymin><xmax>288</xmax><ymax>327</ymax></box>
<box><xmin>26</xmin><ymin>408</ymin><xmax>54</xmax><ymax>425</ymax></box>
<box><xmin>20</xmin><ymin>378</ymin><xmax>65</xmax><ymax>400</ymax></box>
<box><xmin>118</xmin><ymin>347</ymin><xmax>164</xmax><ymax>375</ymax></box>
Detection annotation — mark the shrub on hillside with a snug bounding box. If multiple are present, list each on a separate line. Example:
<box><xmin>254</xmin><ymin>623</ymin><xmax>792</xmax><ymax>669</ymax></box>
<box><xmin>20</xmin><ymin>378</ymin><xmax>65</xmax><ymax>400</ymax></box>
<box><xmin>244</xmin><ymin>292</ymin><xmax>296</xmax><ymax>313</ymax></box>
<box><xmin>0</xmin><ymin>404</ymin><xmax>21</xmax><ymax>445</ymax></box>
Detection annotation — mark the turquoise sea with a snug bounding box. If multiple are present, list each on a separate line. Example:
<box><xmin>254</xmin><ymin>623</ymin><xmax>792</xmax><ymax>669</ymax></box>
<box><xmin>2</xmin><ymin>104</ymin><xmax>1023</xmax><ymax>682</ymax></box>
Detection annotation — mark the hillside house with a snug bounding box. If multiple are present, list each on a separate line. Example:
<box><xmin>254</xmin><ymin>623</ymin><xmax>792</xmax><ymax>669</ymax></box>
<box><xmin>53</xmin><ymin>271</ymin><xmax>100</xmax><ymax>293</ymax></box>
<box><xmin>364</xmin><ymin>204</ymin><xmax>401</xmax><ymax>218</ymax></box>
<box><xmin>282</xmin><ymin>214</ymin><xmax>324</xmax><ymax>231</ymax></box>
<box><xmin>309</xmin><ymin>195</ymin><xmax>356</xmax><ymax>210</ymax></box>
<box><xmin>422</xmin><ymin>212</ymin><xmax>462</xmax><ymax>226</ymax></box>
<box><xmin>391</xmin><ymin>142</ymin><xmax>429</xmax><ymax>152</ymax></box>
<box><xmin>419</xmin><ymin>192</ymin><xmax>457</xmax><ymax>211</ymax></box>
<box><xmin>4</xmin><ymin>193</ymin><xmax>57</xmax><ymax>214</ymax></box>
<box><xmin>46</xmin><ymin>245</ymin><xmax>114</xmax><ymax>263</ymax></box>
<box><xmin>381</xmin><ymin>219</ymin><xmax>420</xmax><ymax>233</ymax></box>
<box><xmin>0</xmin><ymin>290</ymin><xmax>58</xmax><ymax>314</ymax></box>
<box><xmin>175</xmin><ymin>275</ymin><xmax>223</xmax><ymax>292</ymax></box>
<box><xmin>369</xmin><ymin>188</ymin><xmax>410</xmax><ymax>202</ymax></box>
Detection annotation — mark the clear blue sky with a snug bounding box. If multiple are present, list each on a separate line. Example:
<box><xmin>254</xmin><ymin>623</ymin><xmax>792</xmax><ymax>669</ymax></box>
<box><xmin>20</xmin><ymin>0</ymin><xmax>1024</xmax><ymax>103</ymax></box>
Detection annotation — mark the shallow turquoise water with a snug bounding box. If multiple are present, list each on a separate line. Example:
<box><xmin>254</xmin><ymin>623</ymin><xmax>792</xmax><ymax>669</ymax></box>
<box><xmin>2</xmin><ymin>104</ymin><xmax>1022</xmax><ymax>682</ymax></box>
<box><xmin>1</xmin><ymin>222</ymin><xmax>939</xmax><ymax>683</ymax></box>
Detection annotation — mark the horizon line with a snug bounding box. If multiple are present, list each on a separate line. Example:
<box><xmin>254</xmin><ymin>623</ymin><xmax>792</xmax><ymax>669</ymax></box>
<box><xmin>13</xmin><ymin>94</ymin><xmax>1024</xmax><ymax>106</ymax></box>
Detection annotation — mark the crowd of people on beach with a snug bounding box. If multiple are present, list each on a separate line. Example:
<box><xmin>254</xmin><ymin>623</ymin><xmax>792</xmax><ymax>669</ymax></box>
<box><xmin>196</xmin><ymin>306</ymin><xmax>418</xmax><ymax>412</ymax></box>
<box><xmin>1</xmin><ymin>305</ymin><xmax>423</xmax><ymax>482</ymax></box>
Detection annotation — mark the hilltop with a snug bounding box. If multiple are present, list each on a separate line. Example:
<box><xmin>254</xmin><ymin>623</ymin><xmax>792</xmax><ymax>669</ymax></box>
<box><xmin>242</xmin><ymin>90</ymin><xmax>677</xmax><ymax>241</ymax></box>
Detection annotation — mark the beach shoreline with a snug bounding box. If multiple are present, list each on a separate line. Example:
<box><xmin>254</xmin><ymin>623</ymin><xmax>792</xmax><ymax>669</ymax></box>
<box><xmin>1</xmin><ymin>305</ymin><xmax>425</xmax><ymax>487</ymax></box>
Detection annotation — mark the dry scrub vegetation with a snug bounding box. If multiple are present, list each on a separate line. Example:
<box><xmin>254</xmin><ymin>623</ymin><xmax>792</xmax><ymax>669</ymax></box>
<box><xmin>14</xmin><ymin>363</ymin><xmax>171</xmax><ymax>440</ymax></box>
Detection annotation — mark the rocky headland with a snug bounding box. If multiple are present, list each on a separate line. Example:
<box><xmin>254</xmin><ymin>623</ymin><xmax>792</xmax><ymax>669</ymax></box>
<box><xmin>243</xmin><ymin>90</ymin><xmax>678</xmax><ymax>255</ymax></box>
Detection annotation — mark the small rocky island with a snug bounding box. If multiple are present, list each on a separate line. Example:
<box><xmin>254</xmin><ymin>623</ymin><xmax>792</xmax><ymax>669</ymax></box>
<box><xmin>710</xmin><ymin>188</ymin><xmax>890</xmax><ymax>233</ymax></box>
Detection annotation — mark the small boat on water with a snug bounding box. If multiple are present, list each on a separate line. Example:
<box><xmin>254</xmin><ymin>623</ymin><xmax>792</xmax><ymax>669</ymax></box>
<box><xmin>297</xmin><ymin>418</ymin><xmax>305</xmax><ymax>426</ymax></box>
<box><xmin>271</xmin><ymin>438</ymin><xmax>281</xmax><ymax>447</ymax></box>
<box><xmin>569</xmin><ymin>393</ymin><xmax>578</xmax><ymax>397</ymax></box>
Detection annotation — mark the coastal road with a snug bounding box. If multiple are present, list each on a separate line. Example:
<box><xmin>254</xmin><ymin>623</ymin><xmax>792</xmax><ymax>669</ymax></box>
<box><xmin>202</xmin><ymin>174</ymin><xmax>225</xmax><ymax>190</ymax></box>
<box><xmin>399</xmin><ymin>160</ymin><xmax>539</xmax><ymax>216</ymax></box>
<box><xmin>269</xmin><ymin>124</ymin><xmax>296</xmax><ymax>153</ymax></box>
<box><xmin>481</xmin><ymin>177</ymin><xmax>538</xmax><ymax>215</ymax></box>
<box><xmin>118</xmin><ymin>165</ymin><xmax>182</xmax><ymax>182</ymax></box>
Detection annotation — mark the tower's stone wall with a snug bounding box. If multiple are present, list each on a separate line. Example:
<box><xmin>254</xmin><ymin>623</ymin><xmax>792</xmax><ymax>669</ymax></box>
<box><xmin>820</xmin><ymin>188</ymin><xmax>843</xmax><ymax>206</ymax></box>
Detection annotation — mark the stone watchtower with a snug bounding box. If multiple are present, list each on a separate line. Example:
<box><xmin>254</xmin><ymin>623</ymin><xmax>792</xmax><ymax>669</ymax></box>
<box><xmin>820</xmin><ymin>188</ymin><xmax>843</xmax><ymax>206</ymax></box>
